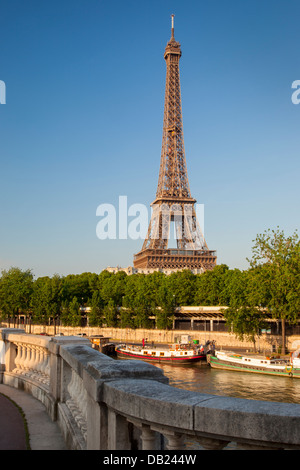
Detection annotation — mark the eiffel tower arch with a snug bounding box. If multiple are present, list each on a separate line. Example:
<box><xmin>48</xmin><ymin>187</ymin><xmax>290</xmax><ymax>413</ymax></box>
<box><xmin>133</xmin><ymin>16</ymin><xmax>217</xmax><ymax>273</ymax></box>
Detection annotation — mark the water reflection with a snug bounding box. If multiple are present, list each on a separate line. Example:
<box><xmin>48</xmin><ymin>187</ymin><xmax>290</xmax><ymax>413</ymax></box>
<box><xmin>155</xmin><ymin>362</ymin><xmax>300</xmax><ymax>404</ymax></box>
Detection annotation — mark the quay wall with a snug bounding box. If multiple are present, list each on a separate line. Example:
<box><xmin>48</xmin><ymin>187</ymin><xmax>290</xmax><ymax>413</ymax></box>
<box><xmin>5</xmin><ymin>322</ymin><xmax>300</xmax><ymax>353</ymax></box>
<box><xmin>1</xmin><ymin>328</ymin><xmax>300</xmax><ymax>451</ymax></box>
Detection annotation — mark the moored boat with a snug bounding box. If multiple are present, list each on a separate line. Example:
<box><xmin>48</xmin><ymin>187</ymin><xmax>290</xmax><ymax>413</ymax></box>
<box><xmin>207</xmin><ymin>349</ymin><xmax>300</xmax><ymax>378</ymax></box>
<box><xmin>115</xmin><ymin>344</ymin><xmax>205</xmax><ymax>364</ymax></box>
<box><xmin>115</xmin><ymin>336</ymin><xmax>212</xmax><ymax>364</ymax></box>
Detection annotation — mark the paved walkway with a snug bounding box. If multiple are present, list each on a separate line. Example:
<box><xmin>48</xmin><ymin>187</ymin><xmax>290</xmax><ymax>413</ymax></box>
<box><xmin>0</xmin><ymin>384</ymin><xmax>67</xmax><ymax>450</ymax></box>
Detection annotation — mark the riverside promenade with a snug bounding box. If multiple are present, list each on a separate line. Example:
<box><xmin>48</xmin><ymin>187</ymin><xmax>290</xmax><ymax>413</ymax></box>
<box><xmin>0</xmin><ymin>384</ymin><xmax>66</xmax><ymax>450</ymax></box>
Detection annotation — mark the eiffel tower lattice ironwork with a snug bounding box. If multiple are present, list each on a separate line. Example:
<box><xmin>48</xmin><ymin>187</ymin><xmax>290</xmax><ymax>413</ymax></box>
<box><xmin>133</xmin><ymin>16</ymin><xmax>217</xmax><ymax>272</ymax></box>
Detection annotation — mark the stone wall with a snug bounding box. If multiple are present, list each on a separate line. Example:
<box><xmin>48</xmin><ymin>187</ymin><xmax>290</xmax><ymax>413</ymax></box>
<box><xmin>6</xmin><ymin>322</ymin><xmax>300</xmax><ymax>353</ymax></box>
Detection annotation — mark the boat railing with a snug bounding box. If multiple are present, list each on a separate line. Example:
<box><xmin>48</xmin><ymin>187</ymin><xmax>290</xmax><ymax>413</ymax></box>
<box><xmin>1</xmin><ymin>329</ymin><xmax>300</xmax><ymax>450</ymax></box>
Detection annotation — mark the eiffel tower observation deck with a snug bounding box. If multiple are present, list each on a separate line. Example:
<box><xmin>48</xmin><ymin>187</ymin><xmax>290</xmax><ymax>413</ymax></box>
<box><xmin>133</xmin><ymin>15</ymin><xmax>217</xmax><ymax>274</ymax></box>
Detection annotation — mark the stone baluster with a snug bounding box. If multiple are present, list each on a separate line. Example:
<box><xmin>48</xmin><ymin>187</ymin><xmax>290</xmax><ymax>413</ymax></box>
<box><xmin>33</xmin><ymin>346</ymin><xmax>50</xmax><ymax>384</ymax></box>
<box><xmin>40</xmin><ymin>347</ymin><xmax>49</xmax><ymax>378</ymax></box>
<box><xmin>12</xmin><ymin>342</ymin><xmax>22</xmax><ymax>372</ymax></box>
<box><xmin>141</xmin><ymin>425</ymin><xmax>158</xmax><ymax>450</ymax></box>
<box><xmin>35</xmin><ymin>346</ymin><xmax>43</xmax><ymax>375</ymax></box>
<box><xmin>31</xmin><ymin>345</ymin><xmax>40</xmax><ymax>373</ymax></box>
<box><xmin>39</xmin><ymin>347</ymin><xmax>46</xmax><ymax>375</ymax></box>
<box><xmin>23</xmin><ymin>344</ymin><xmax>32</xmax><ymax>372</ymax></box>
<box><xmin>164</xmin><ymin>432</ymin><xmax>185</xmax><ymax>450</ymax></box>
<box><xmin>13</xmin><ymin>342</ymin><xmax>30</xmax><ymax>374</ymax></box>
<box><xmin>44</xmin><ymin>349</ymin><xmax>50</xmax><ymax>378</ymax></box>
<box><xmin>30</xmin><ymin>345</ymin><xmax>39</xmax><ymax>377</ymax></box>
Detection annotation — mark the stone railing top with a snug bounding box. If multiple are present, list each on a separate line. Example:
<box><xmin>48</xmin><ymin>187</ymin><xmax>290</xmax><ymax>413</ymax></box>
<box><xmin>0</xmin><ymin>328</ymin><xmax>26</xmax><ymax>340</ymax></box>
<box><xmin>1</xmin><ymin>328</ymin><xmax>53</xmax><ymax>348</ymax></box>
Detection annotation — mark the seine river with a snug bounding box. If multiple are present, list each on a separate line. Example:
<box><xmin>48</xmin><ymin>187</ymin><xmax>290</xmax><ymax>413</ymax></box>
<box><xmin>154</xmin><ymin>361</ymin><xmax>300</xmax><ymax>404</ymax></box>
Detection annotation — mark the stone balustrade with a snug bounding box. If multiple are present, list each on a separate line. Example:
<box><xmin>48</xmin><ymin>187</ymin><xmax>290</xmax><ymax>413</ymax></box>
<box><xmin>1</xmin><ymin>328</ymin><xmax>300</xmax><ymax>451</ymax></box>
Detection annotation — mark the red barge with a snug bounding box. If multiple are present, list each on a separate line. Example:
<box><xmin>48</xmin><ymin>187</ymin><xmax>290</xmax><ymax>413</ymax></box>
<box><xmin>115</xmin><ymin>336</ymin><xmax>210</xmax><ymax>365</ymax></box>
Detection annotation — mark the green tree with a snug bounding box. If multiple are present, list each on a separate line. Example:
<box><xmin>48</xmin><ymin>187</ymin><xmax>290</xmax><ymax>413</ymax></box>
<box><xmin>31</xmin><ymin>274</ymin><xmax>62</xmax><ymax>327</ymax></box>
<box><xmin>69</xmin><ymin>296</ymin><xmax>82</xmax><ymax>327</ymax></box>
<box><xmin>61</xmin><ymin>272</ymin><xmax>94</xmax><ymax>304</ymax></box>
<box><xmin>156</xmin><ymin>284</ymin><xmax>176</xmax><ymax>329</ymax></box>
<box><xmin>103</xmin><ymin>299</ymin><xmax>118</xmax><ymax>327</ymax></box>
<box><xmin>133</xmin><ymin>275</ymin><xmax>156</xmax><ymax>328</ymax></box>
<box><xmin>88</xmin><ymin>291</ymin><xmax>103</xmax><ymax>327</ymax></box>
<box><xmin>119</xmin><ymin>307</ymin><xmax>135</xmax><ymax>329</ymax></box>
<box><xmin>60</xmin><ymin>300</ymin><xmax>71</xmax><ymax>326</ymax></box>
<box><xmin>99</xmin><ymin>270</ymin><xmax>127</xmax><ymax>306</ymax></box>
<box><xmin>122</xmin><ymin>274</ymin><xmax>157</xmax><ymax>328</ymax></box>
<box><xmin>167</xmin><ymin>270</ymin><xmax>196</xmax><ymax>306</ymax></box>
<box><xmin>0</xmin><ymin>267</ymin><xmax>33</xmax><ymax>324</ymax></box>
<box><xmin>248</xmin><ymin>227</ymin><xmax>300</xmax><ymax>354</ymax></box>
<box><xmin>194</xmin><ymin>265</ymin><xmax>229</xmax><ymax>306</ymax></box>
<box><xmin>223</xmin><ymin>269</ymin><xmax>267</xmax><ymax>351</ymax></box>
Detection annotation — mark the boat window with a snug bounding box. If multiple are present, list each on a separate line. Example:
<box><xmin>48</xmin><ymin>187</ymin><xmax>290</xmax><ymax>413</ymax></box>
<box><xmin>151</xmin><ymin>352</ymin><xmax>156</xmax><ymax>356</ymax></box>
<box><xmin>160</xmin><ymin>352</ymin><xmax>165</xmax><ymax>357</ymax></box>
<box><xmin>143</xmin><ymin>351</ymin><xmax>148</xmax><ymax>355</ymax></box>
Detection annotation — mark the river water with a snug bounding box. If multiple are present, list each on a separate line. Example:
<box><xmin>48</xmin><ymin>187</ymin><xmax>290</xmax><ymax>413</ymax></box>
<box><xmin>154</xmin><ymin>361</ymin><xmax>300</xmax><ymax>404</ymax></box>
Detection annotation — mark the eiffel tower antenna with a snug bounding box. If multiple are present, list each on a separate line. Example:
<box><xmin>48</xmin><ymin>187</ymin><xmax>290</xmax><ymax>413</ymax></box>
<box><xmin>133</xmin><ymin>17</ymin><xmax>217</xmax><ymax>273</ymax></box>
<box><xmin>171</xmin><ymin>14</ymin><xmax>175</xmax><ymax>37</ymax></box>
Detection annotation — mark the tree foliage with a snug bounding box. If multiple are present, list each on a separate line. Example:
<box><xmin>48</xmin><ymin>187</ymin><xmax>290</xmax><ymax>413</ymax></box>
<box><xmin>246</xmin><ymin>227</ymin><xmax>300</xmax><ymax>353</ymax></box>
<box><xmin>223</xmin><ymin>269</ymin><xmax>268</xmax><ymax>350</ymax></box>
<box><xmin>0</xmin><ymin>267</ymin><xmax>33</xmax><ymax>320</ymax></box>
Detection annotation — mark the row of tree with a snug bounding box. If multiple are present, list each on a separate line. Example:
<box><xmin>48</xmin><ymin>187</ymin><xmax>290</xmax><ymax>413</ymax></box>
<box><xmin>0</xmin><ymin>228</ymin><xmax>299</xmax><ymax>352</ymax></box>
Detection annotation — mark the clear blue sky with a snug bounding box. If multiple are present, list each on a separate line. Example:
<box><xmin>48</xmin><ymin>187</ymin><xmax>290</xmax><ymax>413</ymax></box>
<box><xmin>0</xmin><ymin>0</ymin><xmax>299</xmax><ymax>278</ymax></box>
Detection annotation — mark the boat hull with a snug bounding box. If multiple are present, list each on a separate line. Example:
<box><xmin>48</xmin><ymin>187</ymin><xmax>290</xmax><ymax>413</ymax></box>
<box><xmin>116</xmin><ymin>348</ymin><xmax>205</xmax><ymax>364</ymax></box>
<box><xmin>208</xmin><ymin>354</ymin><xmax>300</xmax><ymax>378</ymax></box>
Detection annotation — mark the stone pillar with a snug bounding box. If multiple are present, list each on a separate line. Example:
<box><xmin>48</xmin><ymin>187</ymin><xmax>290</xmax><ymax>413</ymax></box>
<box><xmin>86</xmin><ymin>396</ymin><xmax>108</xmax><ymax>450</ymax></box>
<box><xmin>107</xmin><ymin>409</ymin><xmax>131</xmax><ymax>450</ymax></box>
<box><xmin>48</xmin><ymin>340</ymin><xmax>63</xmax><ymax>403</ymax></box>
<box><xmin>49</xmin><ymin>336</ymin><xmax>91</xmax><ymax>402</ymax></box>
<box><xmin>0</xmin><ymin>329</ymin><xmax>24</xmax><ymax>373</ymax></box>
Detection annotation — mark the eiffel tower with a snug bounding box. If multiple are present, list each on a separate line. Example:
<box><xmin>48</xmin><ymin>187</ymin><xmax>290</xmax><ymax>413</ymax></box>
<box><xmin>133</xmin><ymin>16</ymin><xmax>217</xmax><ymax>273</ymax></box>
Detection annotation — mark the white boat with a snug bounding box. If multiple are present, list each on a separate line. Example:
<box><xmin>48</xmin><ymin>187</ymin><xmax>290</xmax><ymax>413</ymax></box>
<box><xmin>115</xmin><ymin>337</ymin><xmax>212</xmax><ymax>364</ymax></box>
<box><xmin>207</xmin><ymin>349</ymin><xmax>300</xmax><ymax>378</ymax></box>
